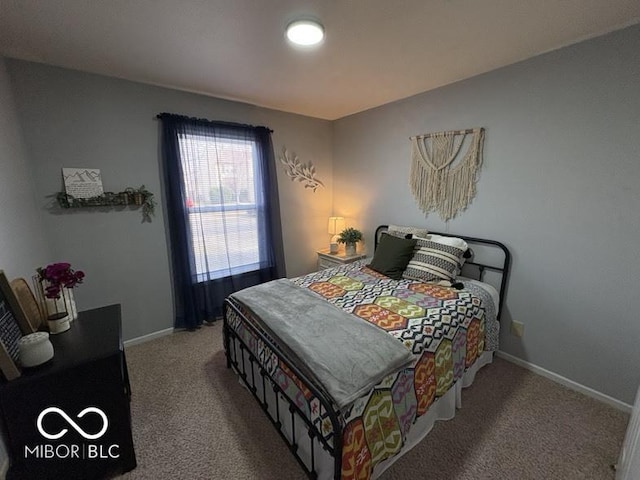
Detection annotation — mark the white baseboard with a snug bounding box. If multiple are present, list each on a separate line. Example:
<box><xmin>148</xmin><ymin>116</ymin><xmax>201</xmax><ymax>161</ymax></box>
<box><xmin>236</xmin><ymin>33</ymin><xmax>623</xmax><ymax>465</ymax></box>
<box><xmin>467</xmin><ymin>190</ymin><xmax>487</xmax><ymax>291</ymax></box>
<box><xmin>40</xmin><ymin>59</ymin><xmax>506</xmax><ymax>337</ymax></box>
<box><xmin>123</xmin><ymin>327</ymin><xmax>174</xmax><ymax>348</ymax></box>
<box><xmin>496</xmin><ymin>351</ymin><xmax>632</xmax><ymax>414</ymax></box>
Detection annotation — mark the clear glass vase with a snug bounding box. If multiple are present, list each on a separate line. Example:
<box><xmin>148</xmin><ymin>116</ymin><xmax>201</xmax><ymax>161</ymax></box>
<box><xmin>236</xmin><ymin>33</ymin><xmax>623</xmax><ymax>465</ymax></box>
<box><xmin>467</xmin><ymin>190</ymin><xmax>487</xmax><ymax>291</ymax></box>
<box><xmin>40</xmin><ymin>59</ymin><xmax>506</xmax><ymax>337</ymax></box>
<box><xmin>34</xmin><ymin>279</ymin><xmax>71</xmax><ymax>334</ymax></box>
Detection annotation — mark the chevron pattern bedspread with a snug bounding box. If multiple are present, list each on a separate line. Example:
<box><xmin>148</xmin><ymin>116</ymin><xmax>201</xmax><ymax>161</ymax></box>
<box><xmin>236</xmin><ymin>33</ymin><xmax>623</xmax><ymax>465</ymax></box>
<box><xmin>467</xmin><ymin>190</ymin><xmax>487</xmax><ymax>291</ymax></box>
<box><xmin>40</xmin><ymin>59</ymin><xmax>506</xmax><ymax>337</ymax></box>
<box><xmin>226</xmin><ymin>261</ymin><xmax>496</xmax><ymax>480</ymax></box>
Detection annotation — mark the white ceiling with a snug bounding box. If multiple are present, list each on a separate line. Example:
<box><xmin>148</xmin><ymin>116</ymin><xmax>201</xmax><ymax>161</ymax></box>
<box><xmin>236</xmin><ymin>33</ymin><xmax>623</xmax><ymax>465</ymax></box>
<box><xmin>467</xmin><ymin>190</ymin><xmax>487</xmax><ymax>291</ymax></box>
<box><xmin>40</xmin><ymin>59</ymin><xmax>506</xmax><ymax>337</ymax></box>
<box><xmin>1</xmin><ymin>1</ymin><xmax>638</xmax><ymax>120</ymax></box>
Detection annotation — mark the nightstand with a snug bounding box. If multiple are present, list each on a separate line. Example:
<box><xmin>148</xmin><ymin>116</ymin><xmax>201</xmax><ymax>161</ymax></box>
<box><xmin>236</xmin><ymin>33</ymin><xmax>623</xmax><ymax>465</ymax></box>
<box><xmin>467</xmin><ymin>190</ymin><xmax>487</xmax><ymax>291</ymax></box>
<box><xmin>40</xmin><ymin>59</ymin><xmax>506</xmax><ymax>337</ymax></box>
<box><xmin>317</xmin><ymin>249</ymin><xmax>366</xmax><ymax>270</ymax></box>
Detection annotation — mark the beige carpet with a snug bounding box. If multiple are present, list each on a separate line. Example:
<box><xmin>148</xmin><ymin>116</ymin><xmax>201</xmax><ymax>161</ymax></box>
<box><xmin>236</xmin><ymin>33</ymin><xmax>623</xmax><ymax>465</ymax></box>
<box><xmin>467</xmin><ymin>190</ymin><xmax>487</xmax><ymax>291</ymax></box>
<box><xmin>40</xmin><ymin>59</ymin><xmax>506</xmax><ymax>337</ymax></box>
<box><xmin>119</xmin><ymin>322</ymin><xmax>629</xmax><ymax>480</ymax></box>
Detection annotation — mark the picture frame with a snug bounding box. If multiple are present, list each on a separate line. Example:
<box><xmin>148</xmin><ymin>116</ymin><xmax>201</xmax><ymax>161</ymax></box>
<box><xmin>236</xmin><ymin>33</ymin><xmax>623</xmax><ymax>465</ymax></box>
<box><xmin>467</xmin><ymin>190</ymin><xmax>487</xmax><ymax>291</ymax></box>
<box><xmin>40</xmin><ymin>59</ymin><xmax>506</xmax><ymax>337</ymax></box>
<box><xmin>0</xmin><ymin>270</ymin><xmax>35</xmax><ymax>381</ymax></box>
<box><xmin>10</xmin><ymin>277</ymin><xmax>45</xmax><ymax>331</ymax></box>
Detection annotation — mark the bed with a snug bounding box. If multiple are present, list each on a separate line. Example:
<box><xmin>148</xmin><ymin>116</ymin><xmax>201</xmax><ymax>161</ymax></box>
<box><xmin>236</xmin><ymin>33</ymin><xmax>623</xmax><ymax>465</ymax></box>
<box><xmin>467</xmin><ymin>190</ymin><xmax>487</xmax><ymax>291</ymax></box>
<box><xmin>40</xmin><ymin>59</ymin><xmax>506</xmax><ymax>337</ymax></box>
<box><xmin>223</xmin><ymin>225</ymin><xmax>510</xmax><ymax>480</ymax></box>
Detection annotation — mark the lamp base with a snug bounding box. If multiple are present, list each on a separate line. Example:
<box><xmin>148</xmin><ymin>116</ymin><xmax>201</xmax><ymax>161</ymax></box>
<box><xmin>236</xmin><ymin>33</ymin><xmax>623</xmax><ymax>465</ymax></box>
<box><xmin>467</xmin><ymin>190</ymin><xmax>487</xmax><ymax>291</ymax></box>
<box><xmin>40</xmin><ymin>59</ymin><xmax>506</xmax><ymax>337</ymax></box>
<box><xmin>329</xmin><ymin>234</ymin><xmax>341</xmax><ymax>254</ymax></box>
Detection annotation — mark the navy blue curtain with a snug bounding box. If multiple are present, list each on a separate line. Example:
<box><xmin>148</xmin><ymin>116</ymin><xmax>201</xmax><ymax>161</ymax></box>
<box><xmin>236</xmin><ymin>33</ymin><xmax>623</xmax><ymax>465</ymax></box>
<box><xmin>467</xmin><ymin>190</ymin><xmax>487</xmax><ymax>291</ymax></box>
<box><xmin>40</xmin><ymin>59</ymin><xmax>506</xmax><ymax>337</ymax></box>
<box><xmin>158</xmin><ymin>113</ymin><xmax>285</xmax><ymax>329</ymax></box>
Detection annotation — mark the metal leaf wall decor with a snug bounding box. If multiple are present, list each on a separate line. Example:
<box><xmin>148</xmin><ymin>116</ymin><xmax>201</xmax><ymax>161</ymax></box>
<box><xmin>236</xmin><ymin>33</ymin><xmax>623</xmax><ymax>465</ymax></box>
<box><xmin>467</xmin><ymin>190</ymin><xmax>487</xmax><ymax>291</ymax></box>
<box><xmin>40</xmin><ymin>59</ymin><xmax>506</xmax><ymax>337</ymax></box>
<box><xmin>279</xmin><ymin>147</ymin><xmax>324</xmax><ymax>192</ymax></box>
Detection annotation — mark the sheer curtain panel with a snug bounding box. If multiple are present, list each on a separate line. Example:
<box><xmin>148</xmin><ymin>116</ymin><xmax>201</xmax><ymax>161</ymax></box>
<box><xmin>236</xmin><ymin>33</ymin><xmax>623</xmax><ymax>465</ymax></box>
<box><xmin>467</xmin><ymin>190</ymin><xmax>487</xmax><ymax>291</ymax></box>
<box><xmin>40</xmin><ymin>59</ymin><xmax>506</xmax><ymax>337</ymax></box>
<box><xmin>158</xmin><ymin>113</ymin><xmax>285</xmax><ymax>329</ymax></box>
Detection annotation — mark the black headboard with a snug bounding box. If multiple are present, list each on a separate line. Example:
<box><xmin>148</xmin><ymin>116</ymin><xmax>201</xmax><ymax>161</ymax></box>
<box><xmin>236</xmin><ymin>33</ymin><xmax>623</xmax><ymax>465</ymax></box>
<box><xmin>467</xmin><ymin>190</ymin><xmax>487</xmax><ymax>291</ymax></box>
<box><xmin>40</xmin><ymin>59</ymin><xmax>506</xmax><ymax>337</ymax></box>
<box><xmin>374</xmin><ymin>225</ymin><xmax>511</xmax><ymax>321</ymax></box>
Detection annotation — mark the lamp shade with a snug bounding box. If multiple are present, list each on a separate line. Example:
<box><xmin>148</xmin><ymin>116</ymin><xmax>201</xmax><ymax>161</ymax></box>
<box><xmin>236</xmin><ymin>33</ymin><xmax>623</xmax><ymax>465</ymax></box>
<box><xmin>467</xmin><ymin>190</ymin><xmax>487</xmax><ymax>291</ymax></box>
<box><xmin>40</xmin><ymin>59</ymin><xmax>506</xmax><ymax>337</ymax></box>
<box><xmin>327</xmin><ymin>217</ymin><xmax>346</xmax><ymax>235</ymax></box>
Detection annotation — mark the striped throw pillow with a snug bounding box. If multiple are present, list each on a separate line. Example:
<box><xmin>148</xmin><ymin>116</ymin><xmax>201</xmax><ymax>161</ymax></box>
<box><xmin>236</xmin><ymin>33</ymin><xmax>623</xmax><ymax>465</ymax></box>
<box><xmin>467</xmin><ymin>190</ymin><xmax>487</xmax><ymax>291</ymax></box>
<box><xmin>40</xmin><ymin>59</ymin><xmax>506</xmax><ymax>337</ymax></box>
<box><xmin>402</xmin><ymin>236</ymin><xmax>466</xmax><ymax>282</ymax></box>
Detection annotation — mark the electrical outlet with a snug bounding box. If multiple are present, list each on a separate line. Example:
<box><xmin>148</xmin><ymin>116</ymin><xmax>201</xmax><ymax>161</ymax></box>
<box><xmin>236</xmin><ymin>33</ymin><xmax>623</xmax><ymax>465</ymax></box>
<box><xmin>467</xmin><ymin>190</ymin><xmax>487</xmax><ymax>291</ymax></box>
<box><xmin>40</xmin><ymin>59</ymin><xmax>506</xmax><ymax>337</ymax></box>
<box><xmin>510</xmin><ymin>320</ymin><xmax>524</xmax><ymax>338</ymax></box>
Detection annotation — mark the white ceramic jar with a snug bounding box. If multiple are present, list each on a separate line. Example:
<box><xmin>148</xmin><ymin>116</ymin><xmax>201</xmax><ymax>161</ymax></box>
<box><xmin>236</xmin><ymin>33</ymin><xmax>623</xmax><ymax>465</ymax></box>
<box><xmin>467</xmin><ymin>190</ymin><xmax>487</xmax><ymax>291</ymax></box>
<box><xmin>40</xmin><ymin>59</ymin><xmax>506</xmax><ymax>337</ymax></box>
<box><xmin>18</xmin><ymin>332</ymin><xmax>54</xmax><ymax>368</ymax></box>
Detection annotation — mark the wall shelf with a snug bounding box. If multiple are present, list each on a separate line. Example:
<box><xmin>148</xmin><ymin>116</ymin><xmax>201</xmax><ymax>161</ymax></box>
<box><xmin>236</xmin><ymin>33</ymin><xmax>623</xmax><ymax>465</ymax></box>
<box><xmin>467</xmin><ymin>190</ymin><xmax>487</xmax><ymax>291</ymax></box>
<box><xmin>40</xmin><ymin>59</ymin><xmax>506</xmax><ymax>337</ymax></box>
<box><xmin>56</xmin><ymin>187</ymin><xmax>156</xmax><ymax>222</ymax></box>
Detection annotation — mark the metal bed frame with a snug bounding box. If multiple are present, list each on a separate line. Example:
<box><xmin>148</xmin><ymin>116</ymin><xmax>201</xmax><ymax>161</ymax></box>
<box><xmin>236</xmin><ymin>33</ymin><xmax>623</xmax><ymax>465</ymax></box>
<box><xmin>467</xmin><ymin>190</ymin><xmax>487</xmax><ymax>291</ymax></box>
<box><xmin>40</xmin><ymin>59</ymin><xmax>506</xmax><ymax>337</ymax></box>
<box><xmin>223</xmin><ymin>225</ymin><xmax>511</xmax><ymax>480</ymax></box>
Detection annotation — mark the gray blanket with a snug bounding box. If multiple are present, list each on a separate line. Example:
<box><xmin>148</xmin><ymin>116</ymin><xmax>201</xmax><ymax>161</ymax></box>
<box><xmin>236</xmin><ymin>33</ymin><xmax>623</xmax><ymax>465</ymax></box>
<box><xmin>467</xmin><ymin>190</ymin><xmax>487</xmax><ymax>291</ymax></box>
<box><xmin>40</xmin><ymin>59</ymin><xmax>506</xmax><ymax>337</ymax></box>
<box><xmin>231</xmin><ymin>279</ymin><xmax>414</xmax><ymax>409</ymax></box>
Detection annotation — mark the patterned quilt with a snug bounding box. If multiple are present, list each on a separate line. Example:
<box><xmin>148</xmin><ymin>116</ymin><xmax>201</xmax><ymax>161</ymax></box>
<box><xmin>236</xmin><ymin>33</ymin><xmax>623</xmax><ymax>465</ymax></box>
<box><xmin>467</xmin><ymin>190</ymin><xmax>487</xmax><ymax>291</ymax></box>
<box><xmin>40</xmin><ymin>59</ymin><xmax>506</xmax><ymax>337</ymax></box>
<box><xmin>225</xmin><ymin>261</ymin><xmax>496</xmax><ymax>480</ymax></box>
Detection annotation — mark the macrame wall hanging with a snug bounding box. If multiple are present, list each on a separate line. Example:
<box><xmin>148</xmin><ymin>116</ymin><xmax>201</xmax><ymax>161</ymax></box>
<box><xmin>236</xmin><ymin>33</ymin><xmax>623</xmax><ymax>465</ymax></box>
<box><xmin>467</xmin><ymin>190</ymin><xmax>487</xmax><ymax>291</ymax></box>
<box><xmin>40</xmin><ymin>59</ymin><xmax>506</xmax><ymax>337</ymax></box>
<box><xmin>409</xmin><ymin>127</ymin><xmax>485</xmax><ymax>221</ymax></box>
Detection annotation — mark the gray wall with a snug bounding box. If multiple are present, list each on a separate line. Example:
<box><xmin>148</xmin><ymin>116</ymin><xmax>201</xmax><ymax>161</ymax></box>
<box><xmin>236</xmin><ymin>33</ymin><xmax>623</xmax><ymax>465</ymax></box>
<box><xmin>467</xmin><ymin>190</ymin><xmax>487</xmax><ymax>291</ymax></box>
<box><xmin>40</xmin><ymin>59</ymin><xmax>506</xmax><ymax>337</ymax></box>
<box><xmin>0</xmin><ymin>59</ymin><xmax>51</xmax><ymax>279</ymax></box>
<box><xmin>0</xmin><ymin>57</ymin><xmax>52</xmax><ymax>479</ymax></box>
<box><xmin>5</xmin><ymin>60</ymin><xmax>333</xmax><ymax>341</ymax></box>
<box><xmin>333</xmin><ymin>25</ymin><xmax>640</xmax><ymax>404</ymax></box>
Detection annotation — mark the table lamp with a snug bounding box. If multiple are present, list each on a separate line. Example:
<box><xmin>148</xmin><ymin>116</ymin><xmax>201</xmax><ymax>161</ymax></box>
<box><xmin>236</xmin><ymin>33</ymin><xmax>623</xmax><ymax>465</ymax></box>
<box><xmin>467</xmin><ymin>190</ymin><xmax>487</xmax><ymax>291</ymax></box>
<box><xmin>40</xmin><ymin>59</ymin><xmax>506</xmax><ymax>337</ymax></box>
<box><xmin>327</xmin><ymin>217</ymin><xmax>345</xmax><ymax>254</ymax></box>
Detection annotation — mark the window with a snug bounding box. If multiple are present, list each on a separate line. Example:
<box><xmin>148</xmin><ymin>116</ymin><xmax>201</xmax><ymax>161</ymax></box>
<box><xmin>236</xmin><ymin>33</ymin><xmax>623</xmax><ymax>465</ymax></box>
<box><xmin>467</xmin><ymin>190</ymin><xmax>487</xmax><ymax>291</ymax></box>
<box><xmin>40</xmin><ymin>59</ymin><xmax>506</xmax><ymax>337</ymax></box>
<box><xmin>178</xmin><ymin>133</ymin><xmax>263</xmax><ymax>281</ymax></box>
<box><xmin>159</xmin><ymin>113</ymin><xmax>283</xmax><ymax>328</ymax></box>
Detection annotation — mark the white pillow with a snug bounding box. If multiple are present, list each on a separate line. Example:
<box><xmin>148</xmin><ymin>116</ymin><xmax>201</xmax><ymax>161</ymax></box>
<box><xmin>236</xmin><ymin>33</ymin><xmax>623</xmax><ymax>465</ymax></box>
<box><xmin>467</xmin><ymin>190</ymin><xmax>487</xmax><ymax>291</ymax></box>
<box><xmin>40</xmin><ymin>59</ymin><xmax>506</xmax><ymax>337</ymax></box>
<box><xmin>387</xmin><ymin>224</ymin><xmax>429</xmax><ymax>239</ymax></box>
<box><xmin>425</xmin><ymin>234</ymin><xmax>471</xmax><ymax>273</ymax></box>
<box><xmin>424</xmin><ymin>234</ymin><xmax>468</xmax><ymax>251</ymax></box>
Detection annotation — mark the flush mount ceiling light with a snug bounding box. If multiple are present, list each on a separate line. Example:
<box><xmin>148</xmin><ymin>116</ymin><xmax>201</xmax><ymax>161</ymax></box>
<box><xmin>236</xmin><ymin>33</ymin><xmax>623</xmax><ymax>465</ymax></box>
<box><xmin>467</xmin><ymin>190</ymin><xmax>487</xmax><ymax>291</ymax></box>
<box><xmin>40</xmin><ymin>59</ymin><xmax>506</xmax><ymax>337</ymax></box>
<box><xmin>286</xmin><ymin>20</ymin><xmax>325</xmax><ymax>46</ymax></box>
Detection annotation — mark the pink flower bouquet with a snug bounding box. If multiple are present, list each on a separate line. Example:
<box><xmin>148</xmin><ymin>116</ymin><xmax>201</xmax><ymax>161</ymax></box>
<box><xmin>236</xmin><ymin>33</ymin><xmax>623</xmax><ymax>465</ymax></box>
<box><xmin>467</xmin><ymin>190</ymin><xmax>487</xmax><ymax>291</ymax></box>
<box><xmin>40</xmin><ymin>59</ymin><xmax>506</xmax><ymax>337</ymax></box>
<box><xmin>37</xmin><ymin>263</ymin><xmax>85</xmax><ymax>299</ymax></box>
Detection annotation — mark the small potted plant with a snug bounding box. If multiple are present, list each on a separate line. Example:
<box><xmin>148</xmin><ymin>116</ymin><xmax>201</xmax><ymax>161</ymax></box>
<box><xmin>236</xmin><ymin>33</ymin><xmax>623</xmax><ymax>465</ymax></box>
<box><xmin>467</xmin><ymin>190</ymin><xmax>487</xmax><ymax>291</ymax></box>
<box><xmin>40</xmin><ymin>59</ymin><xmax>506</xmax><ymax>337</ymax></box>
<box><xmin>337</xmin><ymin>227</ymin><xmax>363</xmax><ymax>256</ymax></box>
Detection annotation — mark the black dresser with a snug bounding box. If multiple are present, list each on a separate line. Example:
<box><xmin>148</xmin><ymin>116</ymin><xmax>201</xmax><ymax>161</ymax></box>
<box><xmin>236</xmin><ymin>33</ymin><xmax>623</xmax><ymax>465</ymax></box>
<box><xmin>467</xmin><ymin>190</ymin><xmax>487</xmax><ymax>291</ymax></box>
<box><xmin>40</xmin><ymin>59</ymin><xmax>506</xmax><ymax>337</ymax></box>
<box><xmin>0</xmin><ymin>304</ymin><xmax>136</xmax><ymax>479</ymax></box>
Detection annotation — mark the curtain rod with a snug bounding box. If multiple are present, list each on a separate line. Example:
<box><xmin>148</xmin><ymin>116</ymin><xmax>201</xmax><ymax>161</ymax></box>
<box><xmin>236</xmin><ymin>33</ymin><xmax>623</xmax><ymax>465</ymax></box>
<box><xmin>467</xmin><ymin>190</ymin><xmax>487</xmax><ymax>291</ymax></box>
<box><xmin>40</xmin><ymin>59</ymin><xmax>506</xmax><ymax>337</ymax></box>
<box><xmin>156</xmin><ymin>113</ymin><xmax>273</xmax><ymax>133</ymax></box>
<box><xmin>410</xmin><ymin>127</ymin><xmax>483</xmax><ymax>140</ymax></box>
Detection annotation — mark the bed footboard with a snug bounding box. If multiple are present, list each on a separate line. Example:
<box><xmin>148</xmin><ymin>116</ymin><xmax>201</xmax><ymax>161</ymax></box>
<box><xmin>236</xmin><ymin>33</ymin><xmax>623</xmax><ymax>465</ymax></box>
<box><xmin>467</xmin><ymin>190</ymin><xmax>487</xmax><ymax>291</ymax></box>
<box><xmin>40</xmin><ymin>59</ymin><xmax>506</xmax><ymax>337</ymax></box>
<box><xmin>223</xmin><ymin>298</ymin><xmax>343</xmax><ymax>480</ymax></box>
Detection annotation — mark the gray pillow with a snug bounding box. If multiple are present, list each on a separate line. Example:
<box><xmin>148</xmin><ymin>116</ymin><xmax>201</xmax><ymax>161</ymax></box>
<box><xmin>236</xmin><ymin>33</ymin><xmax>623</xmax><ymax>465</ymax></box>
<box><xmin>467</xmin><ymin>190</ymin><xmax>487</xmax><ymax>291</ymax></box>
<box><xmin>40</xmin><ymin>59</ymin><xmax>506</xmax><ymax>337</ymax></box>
<box><xmin>368</xmin><ymin>234</ymin><xmax>417</xmax><ymax>280</ymax></box>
